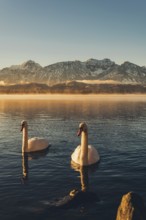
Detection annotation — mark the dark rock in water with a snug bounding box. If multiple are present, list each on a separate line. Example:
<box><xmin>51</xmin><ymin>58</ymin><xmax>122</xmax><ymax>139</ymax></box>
<box><xmin>50</xmin><ymin>189</ymin><xmax>100</xmax><ymax>209</ymax></box>
<box><xmin>116</xmin><ymin>191</ymin><xmax>146</xmax><ymax>220</ymax></box>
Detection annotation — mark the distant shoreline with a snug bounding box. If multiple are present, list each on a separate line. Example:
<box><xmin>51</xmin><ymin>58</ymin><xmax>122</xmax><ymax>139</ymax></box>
<box><xmin>1</xmin><ymin>82</ymin><xmax>146</xmax><ymax>94</ymax></box>
<box><xmin>0</xmin><ymin>93</ymin><xmax>146</xmax><ymax>101</ymax></box>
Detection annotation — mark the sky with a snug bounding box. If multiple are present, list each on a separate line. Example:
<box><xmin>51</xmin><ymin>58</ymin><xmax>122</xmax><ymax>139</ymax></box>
<box><xmin>0</xmin><ymin>0</ymin><xmax>146</xmax><ymax>69</ymax></box>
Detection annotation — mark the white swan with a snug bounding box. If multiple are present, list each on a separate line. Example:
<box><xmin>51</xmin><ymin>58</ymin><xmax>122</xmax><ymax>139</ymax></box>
<box><xmin>71</xmin><ymin>122</ymin><xmax>100</xmax><ymax>166</ymax></box>
<box><xmin>21</xmin><ymin>120</ymin><xmax>50</xmax><ymax>153</ymax></box>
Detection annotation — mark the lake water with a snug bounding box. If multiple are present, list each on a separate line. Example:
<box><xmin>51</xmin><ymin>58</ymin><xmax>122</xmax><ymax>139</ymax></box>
<box><xmin>0</xmin><ymin>94</ymin><xmax>146</xmax><ymax>220</ymax></box>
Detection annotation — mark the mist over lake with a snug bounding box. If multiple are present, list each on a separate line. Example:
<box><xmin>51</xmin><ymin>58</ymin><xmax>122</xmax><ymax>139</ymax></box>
<box><xmin>0</xmin><ymin>95</ymin><xmax>146</xmax><ymax>220</ymax></box>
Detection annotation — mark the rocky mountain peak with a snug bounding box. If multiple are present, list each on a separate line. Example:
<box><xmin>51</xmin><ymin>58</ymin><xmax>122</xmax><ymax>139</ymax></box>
<box><xmin>86</xmin><ymin>58</ymin><xmax>115</xmax><ymax>68</ymax></box>
<box><xmin>141</xmin><ymin>66</ymin><xmax>146</xmax><ymax>71</ymax></box>
<box><xmin>21</xmin><ymin>60</ymin><xmax>42</xmax><ymax>71</ymax></box>
<box><xmin>120</xmin><ymin>61</ymin><xmax>141</xmax><ymax>75</ymax></box>
<box><xmin>121</xmin><ymin>61</ymin><xmax>138</xmax><ymax>68</ymax></box>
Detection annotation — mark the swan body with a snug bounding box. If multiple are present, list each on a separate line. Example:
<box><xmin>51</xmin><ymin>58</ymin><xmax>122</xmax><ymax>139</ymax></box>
<box><xmin>71</xmin><ymin>122</ymin><xmax>100</xmax><ymax>166</ymax></box>
<box><xmin>71</xmin><ymin>145</ymin><xmax>100</xmax><ymax>166</ymax></box>
<box><xmin>21</xmin><ymin>120</ymin><xmax>50</xmax><ymax>153</ymax></box>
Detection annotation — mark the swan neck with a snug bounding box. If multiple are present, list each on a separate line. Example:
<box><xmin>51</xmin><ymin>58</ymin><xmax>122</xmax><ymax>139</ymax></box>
<box><xmin>80</xmin><ymin>131</ymin><xmax>88</xmax><ymax>165</ymax></box>
<box><xmin>22</xmin><ymin>126</ymin><xmax>28</xmax><ymax>152</ymax></box>
<box><xmin>81</xmin><ymin>131</ymin><xmax>88</xmax><ymax>148</ymax></box>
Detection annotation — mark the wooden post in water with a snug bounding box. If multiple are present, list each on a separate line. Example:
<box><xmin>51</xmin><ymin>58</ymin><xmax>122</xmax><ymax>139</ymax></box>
<box><xmin>116</xmin><ymin>191</ymin><xmax>146</xmax><ymax>220</ymax></box>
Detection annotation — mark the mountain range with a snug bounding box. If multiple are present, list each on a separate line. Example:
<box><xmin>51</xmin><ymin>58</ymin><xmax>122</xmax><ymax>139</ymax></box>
<box><xmin>0</xmin><ymin>58</ymin><xmax>146</xmax><ymax>85</ymax></box>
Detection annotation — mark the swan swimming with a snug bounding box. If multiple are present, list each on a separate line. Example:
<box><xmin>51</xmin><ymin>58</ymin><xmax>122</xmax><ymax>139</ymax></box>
<box><xmin>71</xmin><ymin>122</ymin><xmax>100</xmax><ymax>166</ymax></box>
<box><xmin>21</xmin><ymin>120</ymin><xmax>50</xmax><ymax>153</ymax></box>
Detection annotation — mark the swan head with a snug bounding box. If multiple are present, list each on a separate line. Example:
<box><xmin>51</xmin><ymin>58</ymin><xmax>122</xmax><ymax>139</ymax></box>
<box><xmin>77</xmin><ymin>122</ymin><xmax>88</xmax><ymax>136</ymax></box>
<box><xmin>21</xmin><ymin>120</ymin><xmax>28</xmax><ymax>131</ymax></box>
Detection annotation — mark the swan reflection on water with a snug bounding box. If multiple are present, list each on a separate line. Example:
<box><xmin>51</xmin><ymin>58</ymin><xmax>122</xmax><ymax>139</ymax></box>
<box><xmin>21</xmin><ymin>147</ymin><xmax>50</xmax><ymax>184</ymax></box>
<box><xmin>49</xmin><ymin>161</ymin><xmax>100</xmax><ymax>209</ymax></box>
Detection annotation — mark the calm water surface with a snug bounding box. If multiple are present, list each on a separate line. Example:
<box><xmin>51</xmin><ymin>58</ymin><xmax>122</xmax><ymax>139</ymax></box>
<box><xmin>0</xmin><ymin>95</ymin><xmax>146</xmax><ymax>220</ymax></box>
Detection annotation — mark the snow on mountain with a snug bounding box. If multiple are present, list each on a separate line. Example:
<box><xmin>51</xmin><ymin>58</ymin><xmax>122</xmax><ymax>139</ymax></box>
<box><xmin>85</xmin><ymin>58</ymin><xmax>115</xmax><ymax>70</ymax></box>
<box><xmin>85</xmin><ymin>58</ymin><xmax>116</xmax><ymax>77</ymax></box>
<box><xmin>97</xmin><ymin>61</ymin><xmax>146</xmax><ymax>83</ymax></box>
<box><xmin>0</xmin><ymin>59</ymin><xmax>146</xmax><ymax>85</ymax></box>
<box><xmin>43</xmin><ymin>60</ymin><xmax>90</xmax><ymax>84</ymax></box>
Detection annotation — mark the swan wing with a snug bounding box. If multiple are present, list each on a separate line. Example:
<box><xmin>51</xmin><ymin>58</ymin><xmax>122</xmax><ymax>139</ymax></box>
<box><xmin>71</xmin><ymin>145</ymin><xmax>81</xmax><ymax>164</ymax></box>
<box><xmin>88</xmin><ymin>145</ymin><xmax>100</xmax><ymax>165</ymax></box>
<box><xmin>28</xmin><ymin>137</ymin><xmax>49</xmax><ymax>152</ymax></box>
